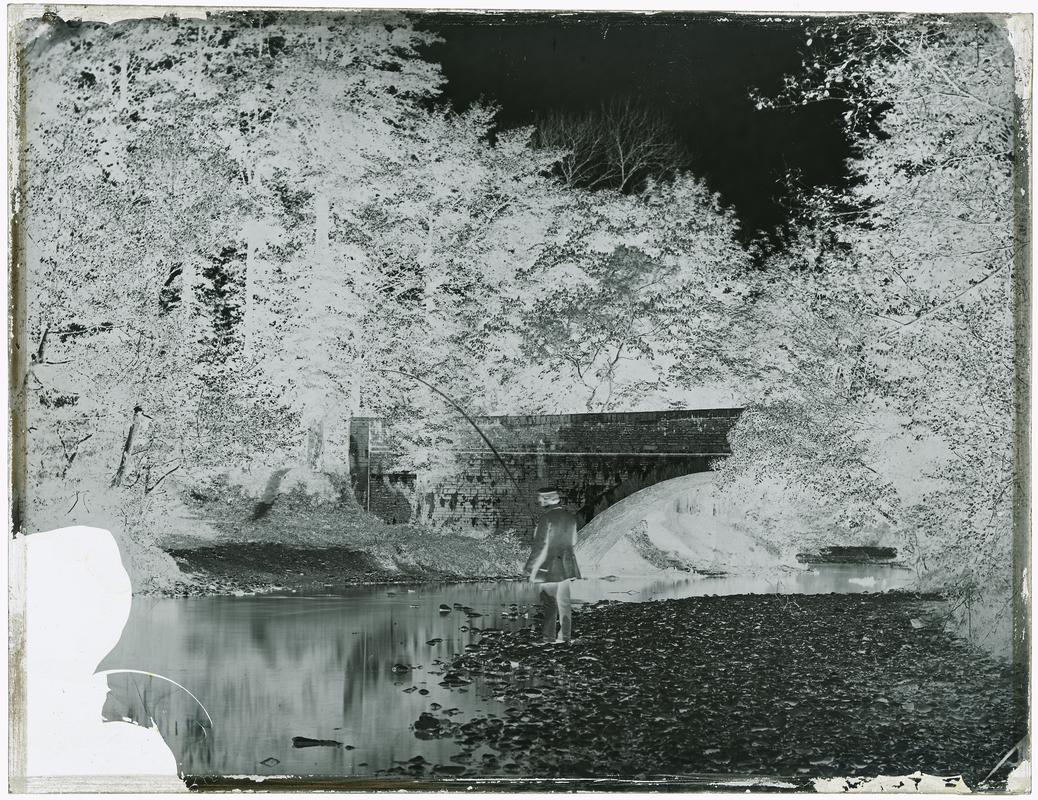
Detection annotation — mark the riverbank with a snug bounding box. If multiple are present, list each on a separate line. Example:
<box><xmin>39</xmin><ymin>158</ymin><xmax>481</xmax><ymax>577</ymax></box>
<box><xmin>151</xmin><ymin>476</ymin><xmax>527</xmax><ymax>596</ymax></box>
<box><xmin>409</xmin><ymin>591</ymin><xmax>1026</xmax><ymax>788</ymax></box>
<box><xmin>162</xmin><ymin>542</ymin><xmax>524</xmax><ymax>596</ymax></box>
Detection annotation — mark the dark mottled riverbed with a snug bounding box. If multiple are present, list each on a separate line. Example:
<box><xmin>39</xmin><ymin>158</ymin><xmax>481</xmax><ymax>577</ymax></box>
<box><xmin>419</xmin><ymin>592</ymin><xmax>1025</xmax><ymax>787</ymax></box>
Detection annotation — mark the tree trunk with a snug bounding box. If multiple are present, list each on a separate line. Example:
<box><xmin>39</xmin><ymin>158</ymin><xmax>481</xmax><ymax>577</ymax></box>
<box><xmin>118</xmin><ymin>53</ymin><xmax>129</xmax><ymax>110</ymax></box>
<box><xmin>337</xmin><ymin>379</ymin><xmax>361</xmax><ymax>483</ymax></box>
<box><xmin>305</xmin><ymin>416</ymin><xmax>325</xmax><ymax>471</ymax></box>
<box><xmin>111</xmin><ymin>406</ymin><xmax>145</xmax><ymax>487</ymax></box>
<box><xmin>180</xmin><ymin>255</ymin><xmax>196</xmax><ymax>332</ymax></box>
<box><xmin>315</xmin><ymin>192</ymin><xmax>330</xmax><ymax>265</ymax></box>
<box><xmin>244</xmin><ymin>221</ymin><xmax>261</xmax><ymax>358</ymax></box>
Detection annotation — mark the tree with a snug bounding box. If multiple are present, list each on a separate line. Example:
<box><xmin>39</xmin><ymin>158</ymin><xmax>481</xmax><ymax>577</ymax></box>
<box><xmin>719</xmin><ymin>16</ymin><xmax>1024</xmax><ymax>622</ymax></box>
<box><xmin>533</xmin><ymin>98</ymin><xmax>692</xmax><ymax>194</ymax></box>
<box><xmin>13</xmin><ymin>11</ymin><xmax>449</xmax><ymax>585</ymax></box>
<box><xmin>21</xmin><ymin>10</ymin><xmax>704</xmax><ymax>557</ymax></box>
<box><xmin>331</xmin><ymin>111</ymin><xmax>623</xmax><ymax>481</ymax></box>
<box><xmin>495</xmin><ymin>175</ymin><xmax>754</xmax><ymax>413</ymax></box>
<box><xmin>16</xmin><ymin>16</ymin><xmax>266</xmax><ymax>583</ymax></box>
<box><xmin>216</xmin><ymin>12</ymin><xmax>445</xmax><ymax>481</ymax></box>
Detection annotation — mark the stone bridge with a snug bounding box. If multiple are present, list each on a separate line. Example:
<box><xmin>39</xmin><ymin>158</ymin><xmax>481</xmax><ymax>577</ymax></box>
<box><xmin>349</xmin><ymin>408</ymin><xmax>743</xmax><ymax>535</ymax></box>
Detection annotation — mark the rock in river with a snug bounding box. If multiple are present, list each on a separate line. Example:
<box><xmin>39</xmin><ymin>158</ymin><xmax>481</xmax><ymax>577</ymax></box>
<box><xmin>292</xmin><ymin>736</ymin><xmax>342</xmax><ymax>748</ymax></box>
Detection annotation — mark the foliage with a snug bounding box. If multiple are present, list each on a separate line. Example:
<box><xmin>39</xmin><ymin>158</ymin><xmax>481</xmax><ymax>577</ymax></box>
<box><xmin>17</xmin><ymin>10</ymin><xmax>1021</xmax><ymax>609</ymax></box>
<box><xmin>16</xmin><ymin>11</ymin><xmax>447</xmax><ymax>562</ymax></box>
<box><xmin>494</xmin><ymin>176</ymin><xmax>754</xmax><ymax>412</ymax></box>
<box><xmin>721</xmin><ymin>16</ymin><xmax>1022</xmax><ymax>596</ymax></box>
<box><xmin>17</xmin><ymin>11</ymin><xmax>751</xmax><ymax>577</ymax></box>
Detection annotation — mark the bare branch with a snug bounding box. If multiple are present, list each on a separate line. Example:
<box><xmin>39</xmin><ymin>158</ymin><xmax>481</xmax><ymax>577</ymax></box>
<box><xmin>145</xmin><ymin>461</ymin><xmax>183</xmax><ymax>495</ymax></box>
<box><xmin>532</xmin><ymin>98</ymin><xmax>690</xmax><ymax>193</ymax></box>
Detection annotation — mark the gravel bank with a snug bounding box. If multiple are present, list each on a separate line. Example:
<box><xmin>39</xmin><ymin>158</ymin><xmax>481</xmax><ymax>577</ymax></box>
<box><xmin>406</xmin><ymin>592</ymin><xmax>1025</xmax><ymax>788</ymax></box>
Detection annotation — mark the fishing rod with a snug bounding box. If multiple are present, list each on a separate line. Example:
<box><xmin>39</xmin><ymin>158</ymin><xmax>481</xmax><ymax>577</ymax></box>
<box><xmin>375</xmin><ymin>367</ymin><xmax>539</xmax><ymax>523</ymax></box>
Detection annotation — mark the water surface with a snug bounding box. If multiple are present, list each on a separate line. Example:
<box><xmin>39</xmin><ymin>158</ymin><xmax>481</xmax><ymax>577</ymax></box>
<box><xmin>99</xmin><ymin>565</ymin><xmax>918</xmax><ymax>778</ymax></box>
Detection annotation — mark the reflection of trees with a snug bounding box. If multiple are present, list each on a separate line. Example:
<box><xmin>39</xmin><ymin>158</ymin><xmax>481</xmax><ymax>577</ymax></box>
<box><xmin>102</xmin><ymin>597</ymin><xmax>453</xmax><ymax>773</ymax></box>
<box><xmin>340</xmin><ymin>616</ymin><xmax>400</xmax><ymax>721</ymax></box>
<box><xmin>249</xmin><ymin>617</ymin><xmax>271</xmax><ymax>652</ymax></box>
<box><xmin>340</xmin><ymin>609</ymin><xmax>464</xmax><ymax>730</ymax></box>
<box><xmin>100</xmin><ymin>586</ymin><xmax>537</xmax><ymax>775</ymax></box>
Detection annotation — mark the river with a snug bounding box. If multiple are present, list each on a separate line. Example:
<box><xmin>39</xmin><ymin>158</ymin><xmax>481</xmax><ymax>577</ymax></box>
<box><xmin>97</xmin><ymin>564</ymin><xmax>920</xmax><ymax>780</ymax></box>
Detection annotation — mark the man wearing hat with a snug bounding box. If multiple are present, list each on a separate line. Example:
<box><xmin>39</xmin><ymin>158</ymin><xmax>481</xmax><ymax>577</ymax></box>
<box><xmin>524</xmin><ymin>487</ymin><xmax>582</xmax><ymax>643</ymax></box>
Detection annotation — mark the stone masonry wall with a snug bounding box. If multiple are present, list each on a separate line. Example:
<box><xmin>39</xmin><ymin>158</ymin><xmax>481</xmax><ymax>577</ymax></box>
<box><xmin>349</xmin><ymin>409</ymin><xmax>742</xmax><ymax>535</ymax></box>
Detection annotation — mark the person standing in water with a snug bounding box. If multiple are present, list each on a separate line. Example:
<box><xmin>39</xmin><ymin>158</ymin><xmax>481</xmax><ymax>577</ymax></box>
<box><xmin>524</xmin><ymin>487</ymin><xmax>582</xmax><ymax>643</ymax></box>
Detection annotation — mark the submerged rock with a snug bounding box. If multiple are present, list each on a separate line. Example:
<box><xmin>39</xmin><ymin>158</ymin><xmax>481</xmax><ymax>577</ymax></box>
<box><xmin>291</xmin><ymin>736</ymin><xmax>342</xmax><ymax>748</ymax></box>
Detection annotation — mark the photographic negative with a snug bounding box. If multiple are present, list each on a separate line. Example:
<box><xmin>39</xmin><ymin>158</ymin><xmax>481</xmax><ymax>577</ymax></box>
<box><xmin>8</xmin><ymin>7</ymin><xmax>1031</xmax><ymax>792</ymax></box>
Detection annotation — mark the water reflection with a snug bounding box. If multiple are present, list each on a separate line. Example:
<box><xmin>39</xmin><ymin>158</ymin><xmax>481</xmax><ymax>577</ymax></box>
<box><xmin>98</xmin><ymin>565</ymin><xmax>919</xmax><ymax>778</ymax></box>
<box><xmin>576</xmin><ymin>563</ymin><xmax>917</xmax><ymax>604</ymax></box>
<box><xmin>100</xmin><ymin>583</ymin><xmax>540</xmax><ymax>777</ymax></box>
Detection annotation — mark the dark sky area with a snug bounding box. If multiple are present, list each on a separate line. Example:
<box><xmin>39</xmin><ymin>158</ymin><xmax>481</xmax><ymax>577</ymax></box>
<box><xmin>415</xmin><ymin>13</ymin><xmax>854</xmax><ymax>245</ymax></box>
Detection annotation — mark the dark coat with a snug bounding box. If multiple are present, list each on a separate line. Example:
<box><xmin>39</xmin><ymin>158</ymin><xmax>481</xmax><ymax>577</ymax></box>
<box><xmin>524</xmin><ymin>506</ymin><xmax>582</xmax><ymax>583</ymax></box>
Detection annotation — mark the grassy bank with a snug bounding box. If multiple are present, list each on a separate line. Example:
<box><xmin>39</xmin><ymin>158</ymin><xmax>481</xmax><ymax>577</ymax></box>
<box><xmin>155</xmin><ymin>475</ymin><xmax>526</xmax><ymax>595</ymax></box>
<box><xmin>403</xmin><ymin>592</ymin><xmax>1026</xmax><ymax>788</ymax></box>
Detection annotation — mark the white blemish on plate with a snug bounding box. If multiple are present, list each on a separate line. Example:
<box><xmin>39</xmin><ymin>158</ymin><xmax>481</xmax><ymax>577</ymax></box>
<box><xmin>813</xmin><ymin>771</ymin><xmax>972</xmax><ymax>793</ymax></box>
<box><xmin>18</xmin><ymin>527</ymin><xmax>184</xmax><ymax>786</ymax></box>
